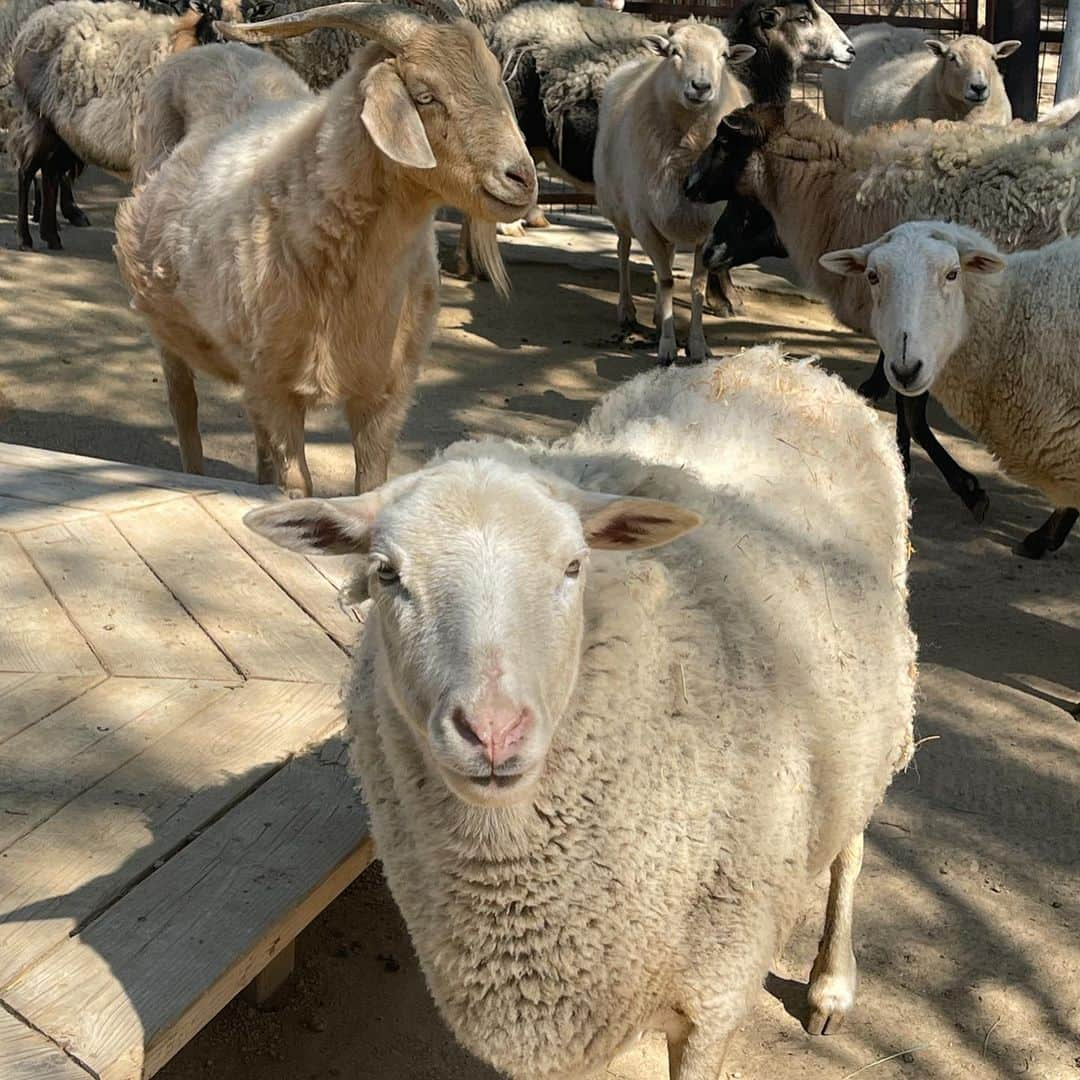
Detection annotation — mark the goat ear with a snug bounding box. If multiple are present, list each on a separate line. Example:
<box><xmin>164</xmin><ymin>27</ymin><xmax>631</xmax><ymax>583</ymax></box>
<box><xmin>993</xmin><ymin>39</ymin><xmax>1021</xmax><ymax>60</ymax></box>
<box><xmin>924</xmin><ymin>39</ymin><xmax>947</xmax><ymax>57</ymax></box>
<box><xmin>569</xmin><ymin>491</ymin><xmax>702</xmax><ymax>552</ymax></box>
<box><xmin>643</xmin><ymin>34</ymin><xmax>670</xmax><ymax>56</ymax></box>
<box><xmin>819</xmin><ymin>245</ymin><xmax>872</xmax><ymax>276</ymax></box>
<box><xmin>728</xmin><ymin>44</ymin><xmax>756</xmax><ymax>65</ymax></box>
<box><xmin>244</xmin><ymin>495</ymin><xmax>382</xmax><ymax>555</ymax></box>
<box><xmin>959</xmin><ymin>249</ymin><xmax>1006</xmax><ymax>274</ymax></box>
<box><xmin>361</xmin><ymin>63</ymin><xmax>436</xmax><ymax>170</ymax></box>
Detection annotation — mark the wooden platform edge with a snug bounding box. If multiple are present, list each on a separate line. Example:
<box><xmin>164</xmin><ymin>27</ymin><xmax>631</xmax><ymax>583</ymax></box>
<box><xmin>0</xmin><ymin>1007</ymin><xmax>91</xmax><ymax>1080</ymax></box>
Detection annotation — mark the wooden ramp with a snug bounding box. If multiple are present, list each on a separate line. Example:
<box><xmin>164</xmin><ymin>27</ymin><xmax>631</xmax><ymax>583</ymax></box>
<box><xmin>0</xmin><ymin>443</ymin><xmax>375</xmax><ymax>1079</ymax></box>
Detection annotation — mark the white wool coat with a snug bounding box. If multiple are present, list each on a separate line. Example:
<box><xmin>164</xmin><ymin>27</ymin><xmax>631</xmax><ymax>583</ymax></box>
<box><xmin>346</xmin><ymin>347</ymin><xmax>917</xmax><ymax>1079</ymax></box>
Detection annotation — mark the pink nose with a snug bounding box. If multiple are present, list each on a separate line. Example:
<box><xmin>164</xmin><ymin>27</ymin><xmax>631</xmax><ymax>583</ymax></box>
<box><xmin>452</xmin><ymin>691</ymin><xmax>533</xmax><ymax>767</ymax></box>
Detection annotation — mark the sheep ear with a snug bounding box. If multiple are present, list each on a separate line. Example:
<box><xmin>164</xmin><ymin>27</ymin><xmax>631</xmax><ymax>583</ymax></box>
<box><xmin>570</xmin><ymin>492</ymin><xmax>702</xmax><ymax>551</ymax></box>
<box><xmin>728</xmin><ymin>44</ymin><xmax>756</xmax><ymax>65</ymax></box>
<box><xmin>361</xmin><ymin>63</ymin><xmax>436</xmax><ymax>170</ymax></box>
<box><xmin>924</xmin><ymin>38</ymin><xmax>947</xmax><ymax>57</ymax></box>
<box><xmin>643</xmin><ymin>35</ymin><xmax>670</xmax><ymax>56</ymax></box>
<box><xmin>993</xmin><ymin>39</ymin><xmax>1021</xmax><ymax>60</ymax></box>
<box><xmin>244</xmin><ymin>495</ymin><xmax>382</xmax><ymax>555</ymax></box>
<box><xmin>819</xmin><ymin>245</ymin><xmax>871</xmax><ymax>276</ymax></box>
<box><xmin>959</xmin><ymin>249</ymin><xmax>1006</xmax><ymax>275</ymax></box>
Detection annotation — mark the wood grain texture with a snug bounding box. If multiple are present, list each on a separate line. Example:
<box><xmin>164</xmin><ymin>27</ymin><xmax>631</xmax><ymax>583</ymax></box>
<box><xmin>0</xmin><ymin>534</ymin><xmax>102</xmax><ymax>676</ymax></box>
<box><xmin>0</xmin><ymin>1008</ymin><xmax>90</xmax><ymax>1079</ymax></box>
<box><xmin>19</xmin><ymin>517</ymin><xmax>238</xmax><ymax>680</ymax></box>
<box><xmin>0</xmin><ymin>673</ymin><xmax>104</xmax><ymax>744</ymax></box>
<box><xmin>0</xmin><ymin>495</ymin><xmax>100</xmax><ymax>534</ymax></box>
<box><xmin>0</xmin><ymin>680</ymin><xmax>339</xmax><ymax>991</ymax></box>
<box><xmin>4</xmin><ymin>736</ymin><xmax>373</xmax><ymax>1080</ymax></box>
<box><xmin>113</xmin><ymin>499</ymin><xmax>348</xmax><ymax>682</ymax></box>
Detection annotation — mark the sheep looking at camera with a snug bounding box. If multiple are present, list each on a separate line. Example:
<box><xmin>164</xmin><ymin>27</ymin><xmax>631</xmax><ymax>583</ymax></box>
<box><xmin>821</xmin><ymin>221</ymin><xmax>1080</xmax><ymax>559</ymax></box>
<box><xmin>821</xmin><ymin>24</ymin><xmax>1019</xmax><ymax>131</ymax></box>
<box><xmin>244</xmin><ymin>345</ymin><xmax>917</xmax><ymax>1080</ymax></box>
<box><xmin>594</xmin><ymin>20</ymin><xmax>754</xmax><ymax>364</ymax></box>
<box><xmin>115</xmin><ymin>3</ymin><xmax>536</xmax><ymax>497</ymax></box>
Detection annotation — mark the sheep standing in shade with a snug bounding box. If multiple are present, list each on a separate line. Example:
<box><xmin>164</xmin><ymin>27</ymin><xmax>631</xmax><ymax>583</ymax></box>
<box><xmin>821</xmin><ymin>24</ymin><xmax>1019</xmax><ymax>132</ymax></box>
<box><xmin>244</xmin><ymin>345</ymin><xmax>917</xmax><ymax>1079</ymax></box>
<box><xmin>594</xmin><ymin>21</ymin><xmax>754</xmax><ymax>364</ymax></box>
<box><xmin>821</xmin><ymin>221</ymin><xmax>1080</xmax><ymax>559</ymax></box>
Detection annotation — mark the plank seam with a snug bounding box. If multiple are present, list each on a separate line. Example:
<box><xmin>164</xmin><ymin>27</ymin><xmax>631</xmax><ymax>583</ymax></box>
<box><xmin>0</xmin><ymin>674</ymin><xmax>109</xmax><ymax>748</ymax></box>
<box><xmin>0</xmin><ymin>998</ymin><xmax>98</xmax><ymax>1079</ymax></box>
<box><xmin>107</xmin><ymin>512</ymin><xmax>248</xmax><ymax>680</ymax></box>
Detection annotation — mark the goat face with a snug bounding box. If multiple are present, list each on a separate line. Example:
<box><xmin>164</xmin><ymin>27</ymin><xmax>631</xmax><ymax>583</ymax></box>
<box><xmin>379</xmin><ymin>21</ymin><xmax>537</xmax><ymax>221</ymax></box>
<box><xmin>752</xmin><ymin>0</ymin><xmax>854</xmax><ymax>68</ymax></box>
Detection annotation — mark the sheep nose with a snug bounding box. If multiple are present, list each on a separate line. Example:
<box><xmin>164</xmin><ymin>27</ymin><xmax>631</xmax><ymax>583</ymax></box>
<box><xmin>691</xmin><ymin>79</ymin><xmax>712</xmax><ymax>93</ymax></box>
<box><xmin>452</xmin><ymin>696</ymin><xmax>533</xmax><ymax>768</ymax></box>
<box><xmin>969</xmin><ymin>82</ymin><xmax>988</xmax><ymax>97</ymax></box>
<box><xmin>890</xmin><ymin>359</ymin><xmax>923</xmax><ymax>389</ymax></box>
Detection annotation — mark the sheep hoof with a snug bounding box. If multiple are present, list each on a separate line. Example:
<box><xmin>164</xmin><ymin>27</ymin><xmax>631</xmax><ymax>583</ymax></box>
<box><xmin>44</xmin><ymin>236</ymin><xmax>63</xmax><ymax>251</ymax></box>
<box><xmin>686</xmin><ymin>341</ymin><xmax>712</xmax><ymax>364</ymax></box>
<box><xmin>967</xmin><ymin>491</ymin><xmax>990</xmax><ymax>524</ymax></box>
<box><xmin>1012</xmin><ymin>535</ymin><xmax>1047</xmax><ymax>560</ymax></box>
<box><xmin>17</xmin><ymin>237</ymin><xmax>33</xmax><ymax>252</ymax></box>
<box><xmin>657</xmin><ymin>338</ymin><xmax>678</xmax><ymax>367</ymax></box>
<box><xmin>66</xmin><ymin>208</ymin><xmax>92</xmax><ymax>227</ymax></box>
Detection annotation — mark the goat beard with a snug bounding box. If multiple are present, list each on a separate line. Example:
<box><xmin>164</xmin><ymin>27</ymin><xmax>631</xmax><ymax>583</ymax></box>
<box><xmin>468</xmin><ymin>219</ymin><xmax>511</xmax><ymax>298</ymax></box>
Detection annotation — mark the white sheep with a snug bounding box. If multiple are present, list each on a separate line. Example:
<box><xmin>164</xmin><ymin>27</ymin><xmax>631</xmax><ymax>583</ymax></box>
<box><xmin>685</xmin><ymin>102</ymin><xmax>1080</xmax><ymax>523</ymax></box>
<box><xmin>115</xmin><ymin>3</ymin><xmax>536</xmax><ymax>497</ymax></box>
<box><xmin>821</xmin><ymin>24</ymin><xmax>1019</xmax><ymax>131</ymax></box>
<box><xmin>820</xmin><ymin>221</ymin><xmax>1080</xmax><ymax>559</ymax></box>
<box><xmin>243</xmin><ymin>344</ymin><xmax>917</xmax><ymax>1079</ymax></box>
<box><xmin>594</xmin><ymin>20</ymin><xmax>754</xmax><ymax>364</ymax></box>
<box><xmin>8</xmin><ymin>0</ymin><xmax>234</xmax><ymax>249</ymax></box>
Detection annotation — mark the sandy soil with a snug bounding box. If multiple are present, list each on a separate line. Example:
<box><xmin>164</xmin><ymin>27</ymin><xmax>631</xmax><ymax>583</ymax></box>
<box><xmin>1</xmin><ymin>172</ymin><xmax>1077</xmax><ymax>1080</ymax></box>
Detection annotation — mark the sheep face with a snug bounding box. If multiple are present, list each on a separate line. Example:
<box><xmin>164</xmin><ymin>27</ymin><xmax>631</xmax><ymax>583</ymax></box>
<box><xmin>642</xmin><ymin>22</ymin><xmax>755</xmax><ymax>110</ymax></box>
<box><xmin>683</xmin><ymin>103</ymin><xmax>770</xmax><ymax>202</ymax></box>
<box><xmin>819</xmin><ymin>222</ymin><xmax>1005</xmax><ymax>397</ymax></box>
<box><xmin>751</xmin><ymin>0</ymin><xmax>854</xmax><ymax>69</ymax></box>
<box><xmin>244</xmin><ymin>459</ymin><xmax>699</xmax><ymax>809</ymax></box>
<box><xmin>924</xmin><ymin>35</ymin><xmax>1019</xmax><ymax>108</ymax></box>
<box><xmin>375</xmin><ymin>21</ymin><xmax>537</xmax><ymax>220</ymax></box>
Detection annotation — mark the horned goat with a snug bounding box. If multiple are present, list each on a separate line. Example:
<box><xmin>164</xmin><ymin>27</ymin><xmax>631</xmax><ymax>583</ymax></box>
<box><xmin>821</xmin><ymin>221</ymin><xmax>1080</xmax><ymax>559</ymax></box>
<box><xmin>821</xmin><ymin>24</ymin><xmax>1019</xmax><ymax>131</ymax></box>
<box><xmin>594</xmin><ymin>20</ymin><xmax>753</xmax><ymax>364</ymax></box>
<box><xmin>684</xmin><ymin>102</ymin><xmax>1080</xmax><ymax>523</ymax></box>
<box><xmin>114</xmin><ymin>3</ymin><xmax>536</xmax><ymax>497</ymax></box>
<box><xmin>244</xmin><ymin>345</ymin><xmax>917</xmax><ymax>1080</ymax></box>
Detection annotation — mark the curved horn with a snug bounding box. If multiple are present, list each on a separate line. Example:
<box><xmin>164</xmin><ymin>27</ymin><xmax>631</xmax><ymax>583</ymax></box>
<box><xmin>413</xmin><ymin>0</ymin><xmax>464</xmax><ymax>19</ymax></box>
<box><xmin>215</xmin><ymin>3</ymin><xmax>428</xmax><ymax>52</ymax></box>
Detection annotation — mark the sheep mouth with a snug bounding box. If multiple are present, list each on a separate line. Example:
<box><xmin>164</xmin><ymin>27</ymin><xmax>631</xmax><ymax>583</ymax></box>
<box><xmin>965</xmin><ymin>89</ymin><xmax>990</xmax><ymax>103</ymax></box>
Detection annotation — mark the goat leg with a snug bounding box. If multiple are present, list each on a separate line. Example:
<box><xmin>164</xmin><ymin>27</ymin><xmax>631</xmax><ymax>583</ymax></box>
<box><xmin>902</xmin><ymin>393</ymin><xmax>989</xmax><ymax>522</ymax></box>
<box><xmin>1014</xmin><ymin>506</ymin><xmax>1079</xmax><ymax>560</ymax></box>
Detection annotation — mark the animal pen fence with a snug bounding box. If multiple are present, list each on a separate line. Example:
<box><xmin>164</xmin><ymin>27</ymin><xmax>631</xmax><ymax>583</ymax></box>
<box><xmin>537</xmin><ymin>0</ymin><xmax>1072</xmax><ymax>209</ymax></box>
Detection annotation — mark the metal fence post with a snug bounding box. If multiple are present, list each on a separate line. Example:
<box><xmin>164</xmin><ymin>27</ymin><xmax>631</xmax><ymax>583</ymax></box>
<box><xmin>1059</xmin><ymin>0</ymin><xmax>1080</xmax><ymax>102</ymax></box>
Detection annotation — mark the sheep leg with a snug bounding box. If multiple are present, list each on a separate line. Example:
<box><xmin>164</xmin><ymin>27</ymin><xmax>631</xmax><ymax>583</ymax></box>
<box><xmin>616</xmin><ymin>230</ymin><xmax>639</xmax><ymax>332</ymax></box>
<box><xmin>17</xmin><ymin>146</ymin><xmax>50</xmax><ymax>250</ymax></box>
<box><xmin>859</xmin><ymin>351</ymin><xmax>890</xmax><ymax>402</ymax></box>
<box><xmin>686</xmin><ymin>245</ymin><xmax>712</xmax><ymax>364</ymax></box>
<box><xmin>161</xmin><ymin>352</ymin><xmax>204</xmax><ymax>475</ymax></box>
<box><xmin>32</xmin><ymin>176</ymin><xmax>41</xmax><ymax>224</ymax></box>
<box><xmin>807</xmin><ymin>831</ymin><xmax>863</xmax><ymax>1036</ymax></box>
<box><xmin>1014</xmin><ymin>507</ymin><xmax>1079</xmax><ymax>559</ymax></box>
<box><xmin>895</xmin><ymin>395</ymin><xmax>912</xmax><ymax>476</ymax></box>
<box><xmin>346</xmin><ymin>393</ymin><xmax>409</xmax><ymax>494</ymax></box>
<box><xmin>39</xmin><ymin>162</ymin><xmax>63</xmax><ymax>250</ymax></box>
<box><xmin>667</xmin><ymin>1028</ymin><xmax>733</xmax><ymax>1079</ymax></box>
<box><xmin>704</xmin><ymin>267</ymin><xmax>741</xmax><ymax>319</ymax></box>
<box><xmin>902</xmin><ymin>393</ymin><xmax>989</xmax><ymax>523</ymax></box>
<box><xmin>639</xmin><ymin>227</ymin><xmax>677</xmax><ymax>366</ymax></box>
<box><xmin>60</xmin><ymin>174</ymin><xmax>91</xmax><ymax>227</ymax></box>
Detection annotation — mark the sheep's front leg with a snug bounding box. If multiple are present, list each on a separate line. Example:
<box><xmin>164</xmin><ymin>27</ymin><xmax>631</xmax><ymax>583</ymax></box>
<box><xmin>161</xmin><ymin>351</ymin><xmax>204</xmax><ymax>475</ymax></box>
<box><xmin>39</xmin><ymin>163</ymin><xmax>63</xmax><ymax>250</ymax></box>
<box><xmin>667</xmin><ymin>1028</ymin><xmax>733</xmax><ymax>1080</ymax></box>
<box><xmin>807</xmin><ymin>830</ymin><xmax>863</xmax><ymax>1036</ymax></box>
<box><xmin>638</xmin><ymin>226</ymin><xmax>677</xmax><ymax>366</ymax></box>
<box><xmin>616</xmin><ymin>230</ymin><xmax>638</xmax><ymax>331</ymax></box>
<box><xmin>687</xmin><ymin>245</ymin><xmax>713</xmax><ymax>364</ymax></box>
<box><xmin>346</xmin><ymin>392</ymin><xmax>411</xmax><ymax>495</ymax></box>
<box><xmin>59</xmin><ymin>174</ymin><xmax>91</xmax><ymax>227</ymax></box>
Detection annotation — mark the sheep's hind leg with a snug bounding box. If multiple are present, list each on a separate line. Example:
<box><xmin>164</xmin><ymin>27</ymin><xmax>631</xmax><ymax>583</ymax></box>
<box><xmin>902</xmin><ymin>392</ymin><xmax>989</xmax><ymax>522</ymax></box>
<box><xmin>667</xmin><ymin>1027</ymin><xmax>733</xmax><ymax>1080</ymax></box>
<box><xmin>686</xmin><ymin>244</ymin><xmax>712</xmax><ymax>364</ymax></box>
<box><xmin>807</xmin><ymin>831</ymin><xmax>863</xmax><ymax>1036</ymax></box>
<box><xmin>60</xmin><ymin>174</ymin><xmax>91</xmax><ymax>227</ymax></box>
<box><xmin>1014</xmin><ymin>507</ymin><xmax>1079</xmax><ymax>559</ymax></box>
<box><xmin>616</xmin><ymin>230</ymin><xmax>640</xmax><ymax>332</ymax></box>
<box><xmin>161</xmin><ymin>352</ymin><xmax>204</xmax><ymax>475</ymax></box>
<box><xmin>638</xmin><ymin>226</ymin><xmax>677</xmax><ymax>366</ymax></box>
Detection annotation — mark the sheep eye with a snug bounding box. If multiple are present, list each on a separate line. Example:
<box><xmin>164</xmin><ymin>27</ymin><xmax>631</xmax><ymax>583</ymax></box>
<box><xmin>376</xmin><ymin>563</ymin><xmax>401</xmax><ymax>585</ymax></box>
<box><xmin>866</xmin><ymin>269</ymin><xmax>880</xmax><ymax>285</ymax></box>
<box><xmin>945</xmin><ymin>267</ymin><xmax>960</xmax><ymax>281</ymax></box>
<box><xmin>798</xmin><ymin>13</ymin><xmax>811</xmax><ymax>23</ymax></box>
<box><xmin>565</xmin><ymin>559</ymin><xmax>582</xmax><ymax>579</ymax></box>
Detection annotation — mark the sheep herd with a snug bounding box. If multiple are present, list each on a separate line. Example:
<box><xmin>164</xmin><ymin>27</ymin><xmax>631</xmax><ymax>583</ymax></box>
<box><xmin>1</xmin><ymin>0</ymin><xmax>1077</xmax><ymax>1077</ymax></box>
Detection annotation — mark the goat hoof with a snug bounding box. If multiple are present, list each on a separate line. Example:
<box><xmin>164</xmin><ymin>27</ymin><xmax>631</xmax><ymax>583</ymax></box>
<box><xmin>524</xmin><ymin>207</ymin><xmax>550</xmax><ymax>228</ymax></box>
<box><xmin>66</xmin><ymin>209</ymin><xmax>92</xmax><ymax>227</ymax></box>
<box><xmin>806</xmin><ymin>1006</ymin><xmax>847</xmax><ymax>1037</ymax></box>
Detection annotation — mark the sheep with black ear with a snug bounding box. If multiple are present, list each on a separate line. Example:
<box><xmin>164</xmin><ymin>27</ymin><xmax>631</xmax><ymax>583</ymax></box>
<box><xmin>115</xmin><ymin>3</ymin><xmax>536</xmax><ymax>496</ymax></box>
<box><xmin>821</xmin><ymin>24</ymin><xmax>1019</xmax><ymax>132</ymax></box>
<box><xmin>243</xmin><ymin>345</ymin><xmax>917</xmax><ymax>1079</ymax></box>
<box><xmin>594</xmin><ymin>20</ymin><xmax>754</xmax><ymax>365</ymax></box>
<box><xmin>821</xmin><ymin>221</ymin><xmax>1080</xmax><ymax>559</ymax></box>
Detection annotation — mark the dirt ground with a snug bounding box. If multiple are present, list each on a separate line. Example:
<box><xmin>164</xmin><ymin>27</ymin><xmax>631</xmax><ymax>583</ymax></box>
<box><xmin>1</xmin><ymin>172</ymin><xmax>1077</xmax><ymax>1080</ymax></box>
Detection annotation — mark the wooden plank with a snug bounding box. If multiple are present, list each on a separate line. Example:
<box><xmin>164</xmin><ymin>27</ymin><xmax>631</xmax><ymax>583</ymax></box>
<box><xmin>0</xmin><ymin>495</ymin><xmax>100</xmax><ymax>534</ymax></box>
<box><xmin>0</xmin><ymin>1009</ymin><xmax>90</xmax><ymax>1079</ymax></box>
<box><xmin>113</xmin><ymin>500</ymin><xmax>348</xmax><ymax>682</ymax></box>
<box><xmin>0</xmin><ymin>680</ymin><xmax>340</xmax><ymax>991</ymax></box>
<box><xmin>0</xmin><ymin>673</ymin><xmax>104</xmax><ymax>744</ymax></box>
<box><xmin>4</xmin><ymin>736</ymin><xmax>373</xmax><ymax>1080</ymax></box>
<box><xmin>0</xmin><ymin>534</ymin><xmax>102</xmax><ymax>676</ymax></box>
<box><xmin>20</xmin><ymin>517</ymin><xmax>238</xmax><ymax>680</ymax></box>
<box><xmin>0</xmin><ymin>679</ymin><xmax>231</xmax><ymax>852</ymax></box>
<box><xmin>0</xmin><ymin>461</ymin><xmax>189</xmax><ymax>517</ymax></box>
<box><xmin>198</xmin><ymin>492</ymin><xmax>362</xmax><ymax>651</ymax></box>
